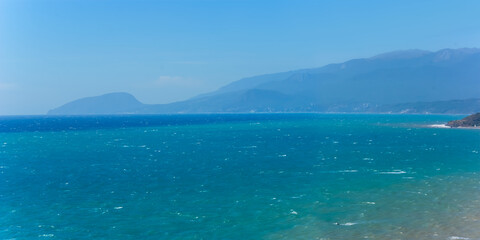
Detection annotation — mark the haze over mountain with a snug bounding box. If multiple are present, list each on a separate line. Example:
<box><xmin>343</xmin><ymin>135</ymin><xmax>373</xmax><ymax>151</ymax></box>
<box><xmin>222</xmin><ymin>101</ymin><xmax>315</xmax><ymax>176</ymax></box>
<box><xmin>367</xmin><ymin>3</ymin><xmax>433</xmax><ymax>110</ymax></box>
<box><xmin>47</xmin><ymin>93</ymin><xmax>143</xmax><ymax>115</ymax></box>
<box><xmin>48</xmin><ymin>48</ymin><xmax>480</xmax><ymax>115</ymax></box>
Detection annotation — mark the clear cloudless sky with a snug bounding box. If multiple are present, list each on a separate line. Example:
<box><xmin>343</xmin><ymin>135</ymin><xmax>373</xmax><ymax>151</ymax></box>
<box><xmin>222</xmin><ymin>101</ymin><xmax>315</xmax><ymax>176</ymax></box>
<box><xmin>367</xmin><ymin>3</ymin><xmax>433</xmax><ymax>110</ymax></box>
<box><xmin>1</xmin><ymin>0</ymin><xmax>479</xmax><ymax>115</ymax></box>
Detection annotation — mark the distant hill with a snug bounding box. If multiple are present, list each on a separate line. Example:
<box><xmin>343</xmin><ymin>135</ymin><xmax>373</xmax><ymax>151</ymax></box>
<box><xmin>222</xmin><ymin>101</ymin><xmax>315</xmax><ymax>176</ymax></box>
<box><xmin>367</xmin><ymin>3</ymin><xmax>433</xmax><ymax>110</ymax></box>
<box><xmin>48</xmin><ymin>48</ymin><xmax>480</xmax><ymax>115</ymax></box>
<box><xmin>183</xmin><ymin>48</ymin><xmax>480</xmax><ymax>111</ymax></box>
<box><xmin>48</xmin><ymin>92</ymin><xmax>143</xmax><ymax>115</ymax></box>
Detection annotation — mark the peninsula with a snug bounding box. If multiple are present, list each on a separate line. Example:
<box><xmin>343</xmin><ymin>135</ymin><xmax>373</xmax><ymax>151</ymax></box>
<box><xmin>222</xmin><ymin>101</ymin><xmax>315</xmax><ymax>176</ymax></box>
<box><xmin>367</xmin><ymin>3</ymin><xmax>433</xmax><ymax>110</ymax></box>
<box><xmin>446</xmin><ymin>113</ymin><xmax>480</xmax><ymax>128</ymax></box>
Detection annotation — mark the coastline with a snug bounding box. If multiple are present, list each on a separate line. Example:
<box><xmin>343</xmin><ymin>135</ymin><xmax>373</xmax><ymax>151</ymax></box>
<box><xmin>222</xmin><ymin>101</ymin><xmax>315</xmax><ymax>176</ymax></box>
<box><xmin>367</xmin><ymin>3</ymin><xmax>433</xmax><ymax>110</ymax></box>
<box><xmin>428</xmin><ymin>124</ymin><xmax>480</xmax><ymax>129</ymax></box>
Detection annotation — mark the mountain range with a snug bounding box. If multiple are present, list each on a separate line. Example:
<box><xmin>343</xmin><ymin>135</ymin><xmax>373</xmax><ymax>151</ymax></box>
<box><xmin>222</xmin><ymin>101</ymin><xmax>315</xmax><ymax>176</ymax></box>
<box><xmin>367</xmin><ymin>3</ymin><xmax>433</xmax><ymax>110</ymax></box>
<box><xmin>48</xmin><ymin>48</ymin><xmax>480</xmax><ymax>115</ymax></box>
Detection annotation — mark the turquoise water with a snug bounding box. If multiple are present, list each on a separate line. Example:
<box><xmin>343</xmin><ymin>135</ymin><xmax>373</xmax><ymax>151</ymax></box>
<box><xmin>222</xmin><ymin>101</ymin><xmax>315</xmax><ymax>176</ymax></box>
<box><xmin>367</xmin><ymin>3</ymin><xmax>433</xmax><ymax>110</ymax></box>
<box><xmin>1</xmin><ymin>114</ymin><xmax>479</xmax><ymax>239</ymax></box>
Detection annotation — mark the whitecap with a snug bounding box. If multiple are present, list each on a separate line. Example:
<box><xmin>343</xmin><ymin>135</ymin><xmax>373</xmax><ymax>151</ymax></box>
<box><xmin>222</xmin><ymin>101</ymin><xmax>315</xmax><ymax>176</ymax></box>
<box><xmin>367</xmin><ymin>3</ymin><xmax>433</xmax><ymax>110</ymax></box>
<box><xmin>378</xmin><ymin>170</ymin><xmax>406</xmax><ymax>174</ymax></box>
<box><xmin>291</xmin><ymin>194</ymin><xmax>305</xmax><ymax>199</ymax></box>
<box><xmin>334</xmin><ymin>222</ymin><xmax>358</xmax><ymax>226</ymax></box>
<box><xmin>320</xmin><ymin>170</ymin><xmax>358</xmax><ymax>173</ymax></box>
<box><xmin>429</xmin><ymin>124</ymin><xmax>450</xmax><ymax>128</ymax></box>
<box><xmin>38</xmin><ymin>234</ymin><xmax>54</xmax><ymax>237</ymax></box>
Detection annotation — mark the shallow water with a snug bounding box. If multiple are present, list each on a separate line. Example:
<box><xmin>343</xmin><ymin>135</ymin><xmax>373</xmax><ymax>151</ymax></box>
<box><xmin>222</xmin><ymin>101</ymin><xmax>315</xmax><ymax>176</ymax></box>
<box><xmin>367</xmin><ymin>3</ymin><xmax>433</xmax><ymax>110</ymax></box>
<box><xmin>1</xmin><ymin>114</ymin><xmax>479</xmax><ymax>239</ymax></box>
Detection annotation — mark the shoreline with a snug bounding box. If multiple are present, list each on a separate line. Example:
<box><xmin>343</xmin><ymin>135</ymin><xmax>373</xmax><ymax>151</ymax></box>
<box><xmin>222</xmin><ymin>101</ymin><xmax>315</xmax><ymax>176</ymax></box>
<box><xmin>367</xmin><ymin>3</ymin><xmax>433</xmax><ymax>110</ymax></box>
<box><xmin>428</xmin><ymin>124</ymin><xmax>480</xmax><ymax>129</ymax></box>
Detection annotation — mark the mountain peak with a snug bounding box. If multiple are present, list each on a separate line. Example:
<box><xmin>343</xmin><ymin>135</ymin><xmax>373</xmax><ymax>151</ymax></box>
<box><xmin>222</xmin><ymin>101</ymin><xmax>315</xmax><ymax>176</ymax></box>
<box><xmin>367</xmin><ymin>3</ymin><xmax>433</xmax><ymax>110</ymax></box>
<box><xmin>433</xmin><ymin>48</ymin><xmax>480</xmax><ymax>61</ymax></box>
<box><xmin>369</xmin><ymin>49</ymin><xmax>432</xmax><ymax>60</ymax></box>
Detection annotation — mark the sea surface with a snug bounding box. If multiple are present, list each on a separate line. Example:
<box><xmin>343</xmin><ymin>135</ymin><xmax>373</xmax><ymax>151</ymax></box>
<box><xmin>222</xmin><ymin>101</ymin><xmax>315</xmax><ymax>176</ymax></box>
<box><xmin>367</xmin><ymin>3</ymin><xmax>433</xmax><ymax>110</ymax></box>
<box><xmin>1</xmin><ymin>114</ymin><xmax>479</xmax><ymax>239</ymax></box>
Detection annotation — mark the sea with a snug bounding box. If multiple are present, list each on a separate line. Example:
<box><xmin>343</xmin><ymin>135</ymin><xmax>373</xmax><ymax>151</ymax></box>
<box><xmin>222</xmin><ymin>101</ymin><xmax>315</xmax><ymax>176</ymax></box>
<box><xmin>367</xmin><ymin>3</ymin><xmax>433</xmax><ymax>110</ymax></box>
<box><xmin>1</xmin><ymin>114</ymin><xmax>479</xmax><ymax>239</ymax></box>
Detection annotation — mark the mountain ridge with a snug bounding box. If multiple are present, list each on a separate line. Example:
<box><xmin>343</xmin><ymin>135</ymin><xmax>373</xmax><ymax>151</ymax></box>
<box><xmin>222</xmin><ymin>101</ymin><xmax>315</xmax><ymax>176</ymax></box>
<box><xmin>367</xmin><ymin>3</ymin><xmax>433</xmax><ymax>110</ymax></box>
<box><xmin>48</xmin><ymin>48</ymin><xmax>480</xmax><ymax>115</ymax></box>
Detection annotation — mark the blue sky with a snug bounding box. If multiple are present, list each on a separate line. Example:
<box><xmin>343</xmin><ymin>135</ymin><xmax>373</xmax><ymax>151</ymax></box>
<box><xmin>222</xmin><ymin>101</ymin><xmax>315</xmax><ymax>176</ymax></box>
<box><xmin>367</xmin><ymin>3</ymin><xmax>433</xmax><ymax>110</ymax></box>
<box><xmin>1</xmin><ymin>0</ymin><xmax>479</xmax><ymax>115</ymax></box>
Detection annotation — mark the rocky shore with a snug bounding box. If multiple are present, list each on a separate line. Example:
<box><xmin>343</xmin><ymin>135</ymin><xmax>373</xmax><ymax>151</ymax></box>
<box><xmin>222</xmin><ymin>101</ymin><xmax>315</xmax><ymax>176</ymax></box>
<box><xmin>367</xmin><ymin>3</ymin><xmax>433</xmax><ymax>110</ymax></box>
<box><xmin>446</xmin><ymin>113</ymin><xmax>480</xmax><ymax>128</ymax></box>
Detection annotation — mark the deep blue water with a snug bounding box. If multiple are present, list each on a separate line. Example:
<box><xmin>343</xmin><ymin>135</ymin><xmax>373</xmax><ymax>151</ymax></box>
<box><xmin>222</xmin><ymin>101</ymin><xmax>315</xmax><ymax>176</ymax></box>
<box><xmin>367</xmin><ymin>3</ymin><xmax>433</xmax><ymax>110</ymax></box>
<box><xmin>1</xmin><ymin>114</ymin><xmax>479</xmax><ymax>239</ymax></box>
